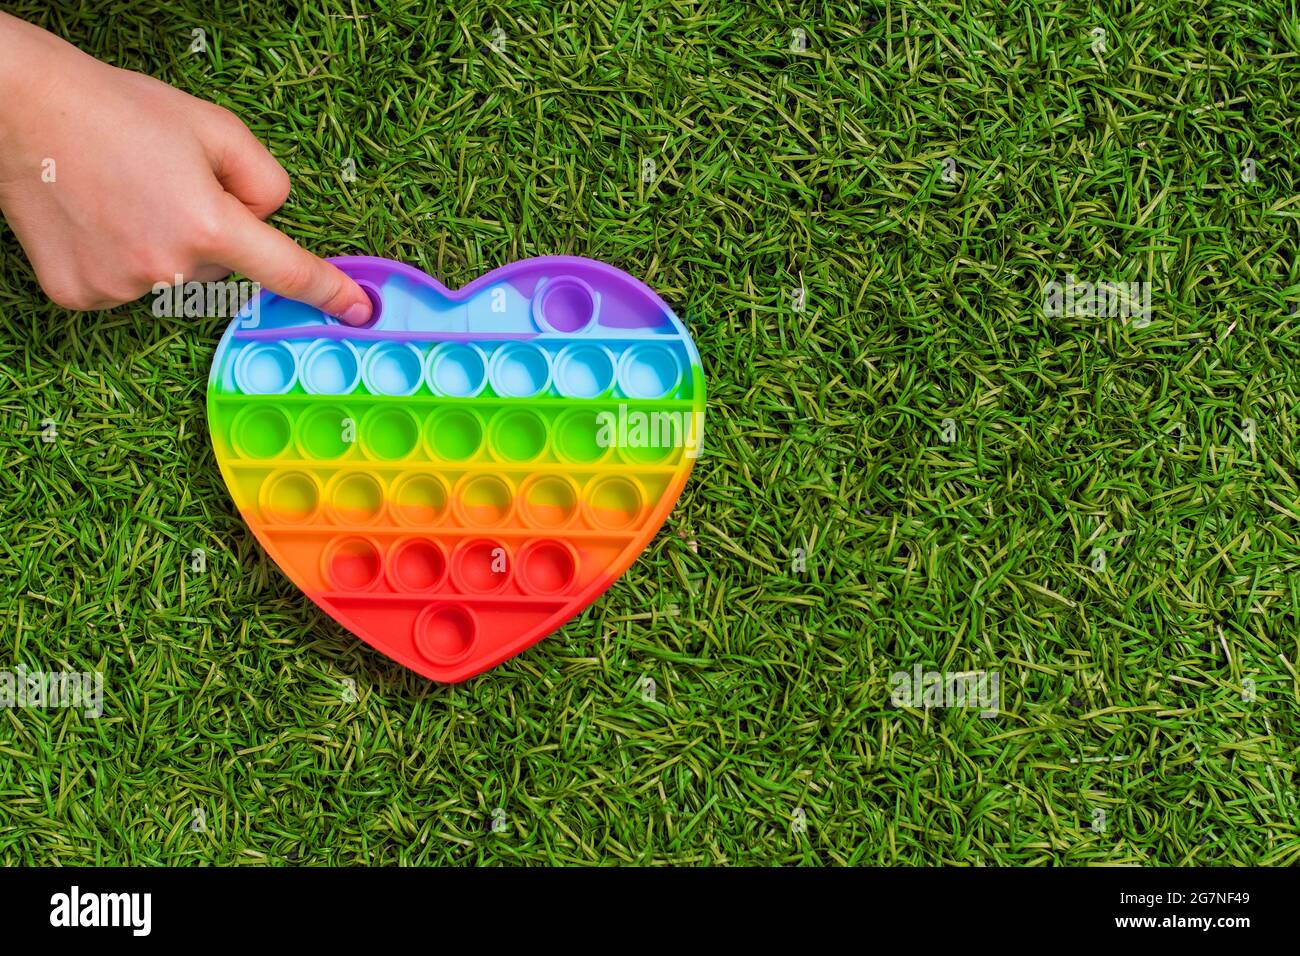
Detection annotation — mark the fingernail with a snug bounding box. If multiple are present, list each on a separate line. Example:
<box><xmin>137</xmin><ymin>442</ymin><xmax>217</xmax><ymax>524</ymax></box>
<box><xmin>339</xmin><ymin>301</ymin><xmax>372</xmax><ymax>327</ymax></box>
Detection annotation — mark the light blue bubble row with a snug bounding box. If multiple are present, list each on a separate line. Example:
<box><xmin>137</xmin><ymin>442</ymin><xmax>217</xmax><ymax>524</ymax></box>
<box><xmin>231</xmin><ymin>338</ymin><xmax>684</xmax><ymax>400</ymax></box>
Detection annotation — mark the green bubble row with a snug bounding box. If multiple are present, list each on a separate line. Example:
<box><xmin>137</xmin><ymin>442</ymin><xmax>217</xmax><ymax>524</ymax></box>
<box><xmin>225</xmin><ymin>402</ymin><xmax>682</xmax><ymax>467</ymax></box>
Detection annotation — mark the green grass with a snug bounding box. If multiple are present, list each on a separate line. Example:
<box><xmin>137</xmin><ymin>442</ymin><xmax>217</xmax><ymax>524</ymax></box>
<box><xmin>1</xmin><ymin>0</ymin><xmax>1298</xmax><ymax>865</ymax></box>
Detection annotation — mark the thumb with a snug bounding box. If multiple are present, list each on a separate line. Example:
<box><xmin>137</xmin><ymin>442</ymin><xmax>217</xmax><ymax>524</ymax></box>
<box><xmin>213</xmin><ymin>199</ymin><xmax>372</xmax><ymax>325</ymax></box>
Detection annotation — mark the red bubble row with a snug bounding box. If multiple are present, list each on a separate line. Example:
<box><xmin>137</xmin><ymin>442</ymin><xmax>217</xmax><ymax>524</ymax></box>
<box><xmin>321</xmin><ymin>534</ymin><xmax>579</xmax><ymax>597</ymax></box>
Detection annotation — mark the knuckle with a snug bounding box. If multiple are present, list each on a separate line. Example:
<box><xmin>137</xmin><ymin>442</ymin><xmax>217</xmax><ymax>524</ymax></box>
<box><xmin>39</xmin><ymin>274</ymin><xmax>96</xmax><ymax>311</ymax></box>
<box><xmin>87</xmin><ymin>275</ymin><xmax>138</xmax><ymax>308</ymax></box>
<box><xmin>210</xmin><ymin>104</ymin><xmax>248</xmax><ymax>134</ymax></box>
<box><xmin>123</xmin><ymin>245</ymin><xmax>176</xmax><ymax>286</ymax></box>
<box><xmin>185</xmin><ymin>205</ymin><xmax>230</xmax><ymax>252</ymax></box>
<box><xmin>276</xmin><ymin>257</ymin><xmax>318</xmax><ymax>297</ymax></box>
<box><xmin>267</xmin><ymin>166</ymin><xmax>292</xmax><ymax>208</ymax></box>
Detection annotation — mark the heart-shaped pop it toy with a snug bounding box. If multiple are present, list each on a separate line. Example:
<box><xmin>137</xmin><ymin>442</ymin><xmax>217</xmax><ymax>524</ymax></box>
<box><xmin>207</xmin><ymin>256</ymin><xmax>705</xmax><ymax>681</ymax></box>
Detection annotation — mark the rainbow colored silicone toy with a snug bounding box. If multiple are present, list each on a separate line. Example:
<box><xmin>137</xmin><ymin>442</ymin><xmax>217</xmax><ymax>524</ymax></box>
<box><xmin>207</xmin><ymin>256</ymin><xmax>704</xmax><ymax>681</ymax></box>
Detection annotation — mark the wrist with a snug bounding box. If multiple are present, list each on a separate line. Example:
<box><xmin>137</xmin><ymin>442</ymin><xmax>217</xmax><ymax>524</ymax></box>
<box><xmin>0</xmin><ymin>14</ymin><xmax>84</xmax><ymax>143</ymax></box>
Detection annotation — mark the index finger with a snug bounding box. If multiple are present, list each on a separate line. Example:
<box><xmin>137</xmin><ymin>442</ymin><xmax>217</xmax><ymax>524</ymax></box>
<box><xmin>214</xmin><ymin>199</ymin><xmax>373</xmax><ymax>325</ymax></box>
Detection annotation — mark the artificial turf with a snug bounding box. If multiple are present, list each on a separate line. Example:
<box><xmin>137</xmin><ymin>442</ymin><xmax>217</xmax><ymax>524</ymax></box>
<box><xmin>0</xmin><ymin>0</ymin><xmax>1297</xmax><ymax>865</ymax></box>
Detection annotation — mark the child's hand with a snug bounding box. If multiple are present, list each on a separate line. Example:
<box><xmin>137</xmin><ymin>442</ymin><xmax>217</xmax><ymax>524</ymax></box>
<box><xmin>0</xmin><ymin>13</ymin><xmax>372</xmax><ymax>325</ymax></box>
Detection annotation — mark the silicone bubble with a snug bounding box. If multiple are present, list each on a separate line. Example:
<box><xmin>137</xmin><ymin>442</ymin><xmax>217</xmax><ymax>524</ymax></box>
<box><xmin>413</xmin><ymin>604</ymin><xmax>478</xmax><ymax>665</ymax></box>
<box><xmin>451</xmin><ymin>538</ymin><xmax>512</xmax><ymax>594</ymax></box>
<box><xmin>533</xmin><ymin>275</ymin><xmax>598</xmax><ymax>333</ymax></box>
<box><xmin>230</xmin><ymin>405</ymin><xmax>292</xmax><ymax>459</ymax></box>
<box><xmin>517</xmin><ymin>539</ymin><xmax>579</xmax><ymax>595</ymax></box>
<box><xmin>296</xmin><ymin>405</ymin><xmax>357</xmax><ymax>460</ymax></box>
<box><xmin>425</xmin><ymin>407</ymin><xmax>484</xmax><ymax>462</ymax></box>
<box><xmin>301</xmin><ymin>339</ymin><xmax>361</xmax><ymax>395</ymax></box>
<box><xmin>554</xmin><ymin>343</ymin><xmax>616</xmax><ymax>399</ymax></box>
<box><xmin>617</xmin><ymin>344</ymin><xmax>681</xmax><ymax>400</ymax></box>
<box><xmin>489</xmin><ymin>342</ymin><xmax>551</xmax><ymax>398</ymax></box>
<box><xmin>427</xmin><ymin>342</ymin><xmax>487</xmax><ymax>397</ymax></box>
<box><xmin>453</xmin><ymin>473</ymin><xmax>514</xmax><ymax>527</ymax></box>
<box><xmin>519</xmin><ymin>473</ymin><xmax>580</xmax><ymax>529</ymax></box>
<box><xmin>553</xmin><ymin>408</ymin><xmax>612</xmax><ymax>465</ymax></box>
<box><xmin>326</xmin><ymin>471</ymin><xmax>385</xmax><ymax>525</ymax></box>
<box><xmin>235</xmin><ymin>341</ymin><xmax>298</xmax><ymax>395</ymax></box>
<box><xmin>390</xmin><ymin>473</ymin><xmax>450</xmax><ymax>526</ymax></box>
<box><xmin>261</xmin><ymin>470</ymin><xmax>322</xmax><ymax>524</ymax></box>
<box><xmin>387</xmin><ymin>537</ymin><xmax>448</xmax><ymax>593</ymax></box>
<box><xmin>323</xmin><ymin>535</ymin><xmax>384</xmax><ymax>591</ymax></box>
<box><xmin>208</xmin><ymin>255</ymin><xmax>705</xmax><ymax>682</ymax></box>
<box><xmin>489</xmin><ymin>408</ymin><xmax>548</xmax><ymax>463</ymax></box>
<box><xmin>359</xmin><ymin>406</ymin><xmax>420</xmax><ymax>461</ymax></box>
<box><xmin>363</xmin><ymin>341</ymin><xmax>425</xmax><ymax>396</ymax></box>
<box><xmin>584</xmin><ymin>474</ymin><xmax>645</xmax><ymax>531</ymax></box>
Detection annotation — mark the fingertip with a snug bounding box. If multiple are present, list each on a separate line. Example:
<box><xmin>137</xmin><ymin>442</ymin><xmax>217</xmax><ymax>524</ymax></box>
<box><xmin>337</xmin><ymin>298</ymin><xmax>373</xmax><ymax>327</ymax></box>
<box><xmin>211</xmin><ymin>206</ymin><xmax>374</xmax><ymax>323</ymax></box>
<box><xmin>330</xmin><ymin>276</ymin><xmax>374</xmax><ymax>326</ymax></box>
